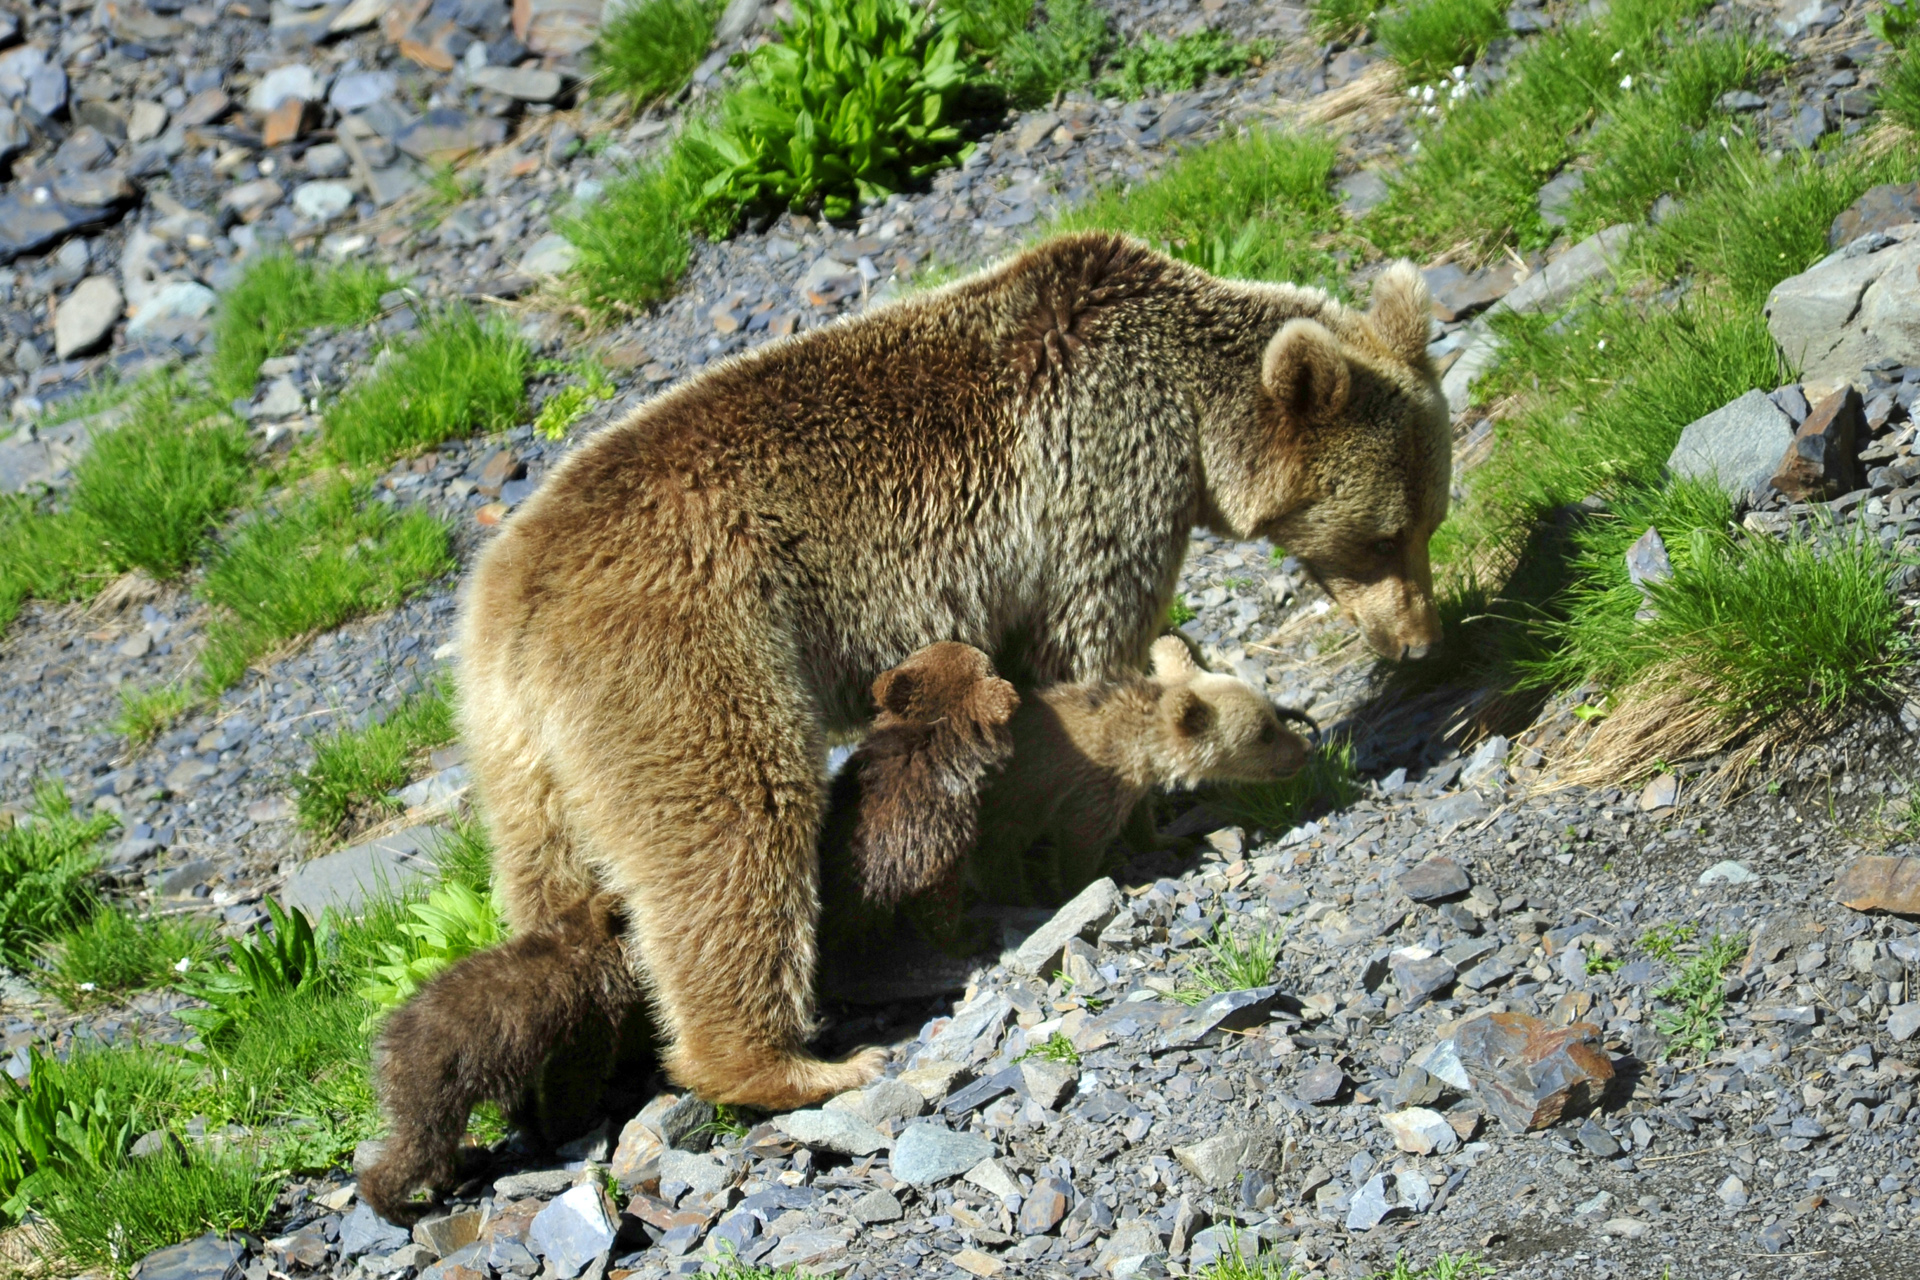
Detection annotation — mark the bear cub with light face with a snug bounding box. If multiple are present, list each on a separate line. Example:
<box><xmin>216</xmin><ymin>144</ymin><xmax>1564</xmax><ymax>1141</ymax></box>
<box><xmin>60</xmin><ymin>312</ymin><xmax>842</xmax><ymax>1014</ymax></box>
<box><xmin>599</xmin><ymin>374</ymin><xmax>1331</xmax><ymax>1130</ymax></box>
<box><xmin>972</xmin><ymin>637</ymin><xmax>1311</xmax><ymax>904</ymax></box>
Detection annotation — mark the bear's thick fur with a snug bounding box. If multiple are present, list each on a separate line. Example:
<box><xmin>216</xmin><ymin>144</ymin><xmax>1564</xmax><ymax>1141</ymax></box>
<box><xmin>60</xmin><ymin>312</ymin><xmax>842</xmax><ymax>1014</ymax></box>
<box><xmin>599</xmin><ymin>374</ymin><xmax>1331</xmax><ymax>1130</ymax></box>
<box><xmin>357</xmin><ymin>892</ymin><xmax>639</xmax><ymax>1224</ymax></box>
<box><xmin>970</xmin><ymin>636</ymin><xmax>1311</xmax><ymax>903</ymax></box>
<box><xmin>458</xmin><ymin>231</ymin><xmax>1448</xmax><ymax>1108</ymax></box>
<box><xmin>816</xmin><ymin>641</ymin><xmax>1019</xmax><ymax>952</ymax></box>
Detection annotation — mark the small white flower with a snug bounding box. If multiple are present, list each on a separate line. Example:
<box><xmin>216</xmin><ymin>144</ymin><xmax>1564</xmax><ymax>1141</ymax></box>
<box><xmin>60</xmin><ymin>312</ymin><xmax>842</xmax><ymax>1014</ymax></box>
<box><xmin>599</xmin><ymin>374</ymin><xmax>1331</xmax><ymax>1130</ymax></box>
<box><xmin>1452</xmin><ymin>65</ymin><xmax>1467</xmax><ymax>80</ymax></box>
<box><xmin>1719</xmin><ymin>134</ymin><xmax>1730</xmax><ymax>149</ymax></box>
<box><xmin>1611</xmin><ymin>49</ymin><xmax>1624</xmax><ymax>63</ymax></box>
<box><xmin>1619</xmin><ymin>74</ymin><xmax>1633</xmax><ymax>90</ymax></box>
<box><xmin>1421</xmin><ymin>84</ymin><xmax>1436</xmax><ymax>103</ymax></box>
<box><xmin>78</xmin><ymin>982</ymin><xmax>96</xmax><ymax>992</ymax></box>
<box><xmin>1597</xmin><ymin>339</ymin><xmax>1607</xmax><ymax>350</ymax></box>
<box><xmin>174</xmin><ymin>956</ymin><xmax>192</xmax><ymax>973</ymax></box>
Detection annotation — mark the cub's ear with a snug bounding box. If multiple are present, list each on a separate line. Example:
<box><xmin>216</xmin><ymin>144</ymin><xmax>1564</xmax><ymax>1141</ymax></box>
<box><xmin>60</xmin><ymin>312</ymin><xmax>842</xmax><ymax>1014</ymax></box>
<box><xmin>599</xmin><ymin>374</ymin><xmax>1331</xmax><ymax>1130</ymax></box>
<box><xmin>1167</xmin><ymin>688</ymin><xmax>1215</xmax><ymax>739</ymax></box>
<box><xmin>1262</xmin><ymin>319</ymin><xmax>1351</xmax><ymax>423</ymax></box>
<box><xmin>1150</xmin><ymin>634</ymin><xmax>1200</xmax><ymax>680</ymax></box>
<box><xmin>1367</xmin><ymin>260</ymin><xmax>1433</xmax><ymax>366</ymax></box>
<box><xmin>874</xmin><ymin>666</ymin><xmax>919</xmax><ymax>717</ymax></box>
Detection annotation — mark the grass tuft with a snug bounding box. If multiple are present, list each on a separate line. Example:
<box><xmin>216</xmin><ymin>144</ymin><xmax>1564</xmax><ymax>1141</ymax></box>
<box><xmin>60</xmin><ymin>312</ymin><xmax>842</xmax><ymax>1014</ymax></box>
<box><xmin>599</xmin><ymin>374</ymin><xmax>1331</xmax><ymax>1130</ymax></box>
<box><xmin>1880</xmin><ymin>43</ymin><xmax>1920</xmax><ymax>130</ymax></box>
<box><xmin>1095</xmin><ymin>30</ymin><xmax>1270</xmax><ymax>98</ymax></box>
<box><xmin>591</xmin><ymin>0</ymin><xmax>716</xmax><ymax>104</ymax></box>
<box><xmin>210</xmin><ymin>253</ymin><xmax>391</xmax><ymax>403</ymax></box>
<box><xmin>323</xmin><ymin>308</ymin><xmax>530</xmax><ymax>465</ymax></box>
<box><xmin>0</xmin><ymin>498</ymin><xmax>109</xmax><ymax>632</ymax></box>
<box><xmin>1173</xmin><ymin>920</ymin><xmax>1283</xmax><ymax>1003</ymax></box>
<box><xmin>292</xmin><ymin>684</ymin><xmax>457</xmax><ymax>839</ymax></box>
<box><xmin>1015</xmin><ymin>1030</ymin><xmax>1082</xmax><ymax>1066</ymax></box>
<box><xmin>949</xmin><ymin>0</ymin><xmax>1109</xmax><ymax>107</ymax></box>
<box><xmin>41</xmin><ymin>907</ymin><xmax>215</xmax><ymax>1010</ymax></box>
<box><xmin>1211</xmin><ymin>742</ymin><xmax>1361</xmax><ymax>836</ymax></box>
<box><xmin>0</xmin><ymin>784</ymin><xmax>114</xmax><ymax>969</ymax></box>
<box><xmin>198</xmin><ymin>480</ymin><xmax>454</xmax><ymax>692</ymax></box>
<box><xmin>1310</xmin><ymin>0</ymin><xmax>1378</xmax><ymax>38</ymax></box>
<box><xmin>1651</xmin><ymin>932</ymin><xmax>1744</xmax><ymax>1057</ymax></box>
<box><xmin>113</xmin><ymin>682</ymin><xmax>196</xmax><ymax>748</ymax></box>
<box><xmin>1375</xmin><ymin>0</ymin><xmax>1506</xmax><ymax>82</ymax></box>
<box><xmin>559</xmin><ymin>144</ymin><xmax>718</xmax><ymax>316</ymax></box>
<box><xmin>1052</xmin><ymin>128</ymin><xmax>1343</xmax><ymax>289</ymax></box>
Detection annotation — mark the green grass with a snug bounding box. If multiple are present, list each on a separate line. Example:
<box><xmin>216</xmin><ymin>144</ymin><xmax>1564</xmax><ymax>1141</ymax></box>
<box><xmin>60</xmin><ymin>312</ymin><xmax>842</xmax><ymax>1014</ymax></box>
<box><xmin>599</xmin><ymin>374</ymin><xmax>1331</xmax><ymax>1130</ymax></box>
<box><xmin>323</xmin><ymin>308</ymin><xmax>530</xmax><ymax>465</ymax></box>
<box><xmin>1366</xmin><ymin>0</ymin><xmax>1720</xmax><ymax>258</ymax></box>
<box><xmin>1375</xmin><ymin>0</ymin><xmax>1506</xmax><ymax>82</ymax></box>
<box><xmin>1052</xmin><ymin>128</ymin><xmax>1344</xmax><ymax>289</ymax></box>
<box><xmin>37</xmin><ymin>1146</ymin><xmax>279</xmax><ymax>1274</ymax></box>
<box><xmin>0</xmin><ymin>496</ymin><xmax>110</xmax><ymax>631</ymax></box>
<box><xmin>1651</xmin><ymin>932</ymin><xmax>1744</xmax><ymax>1057</ymax></box>
<box><xmin>1310</xmin><ymin>0</ymin><xmax>1378</xmax><ymax>39</ymax></box>
<box><xmin>591</xmin><ymin>0</ymin><xmax>716</xmax><ymax>104</ymax></box>
<box><xmin>1639</xmin><ymin>921</ymin><xmax>1695</xmax><ymax>961</ymax></box>
<box><xmin>1095</xmin><ymin>30</ymin><xmax>1271</xmax><ymax>98</ymax></box>
<box><xmin>559</xmin><ymin>141</ymin><xmax>720</xmax><ymax>316</ymax></box>
<box><xmin>198</xmin><ymin>480</ymin><xmax>454</xmax><ymax>692</ymax></box>
<box><xmin>69</xmin><ymin>377</ymin><xmax>252</xmax><ymax>581</ymax></box>
<box><xmin>1015</xmin><ymin>1031</ymin><xmax>1082</xmax><ymax>1066</ymax></box>
<box><xmin>0</xmin><ymin>784</ymin><xmax>115</xmax><ymax>969</ymax></box>
<box><xmin>210</xmin><ymin>253</ymin><xmax>392</xmax><ymax>403</ymax></box>
<box><xmin>1172</xmin><ymin>920</ymin><xmax>1283</xmax><ymax>1004</ymax></box>
<box><xmin>1881</xmin><ymin>42</ymin><xmax>1920</xmax><ymax>130</ymax></box>
<box><xmin>1210</xmin><ymin>742</ymin><xmax>1361</xmax><ymax>836</ymax></box>
<box><xmin>292</xmin><ymin>683</ymin><xmax>457</xmax><ymax>839</ymax></box>
<box><xmin>40</xmin><ymin>905</ymin><xmax>216</xmax><ymax>1011</ymax></box>
<box><xmin>113</xmin><ymin>682</ymin><xmax>196</xmax><ymax>748</ymax></box>
<box><xmin>948</xmin><ymin>0</ymin><xmax>1109</xmax><ymax>107</ymax></box>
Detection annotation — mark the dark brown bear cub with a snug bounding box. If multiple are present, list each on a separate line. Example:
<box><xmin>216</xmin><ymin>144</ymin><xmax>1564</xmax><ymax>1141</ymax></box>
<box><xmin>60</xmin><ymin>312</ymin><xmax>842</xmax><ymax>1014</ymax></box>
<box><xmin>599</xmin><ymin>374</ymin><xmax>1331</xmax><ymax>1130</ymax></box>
<box><xmin>358</xmin><ymin>891</ymin><xmax>640</xmax><ymax>1224</ymax></box>
<box><xmin>817</xmin><ymin>641</ymin><xmax>1018</xmax><ymax>954</ymax></box>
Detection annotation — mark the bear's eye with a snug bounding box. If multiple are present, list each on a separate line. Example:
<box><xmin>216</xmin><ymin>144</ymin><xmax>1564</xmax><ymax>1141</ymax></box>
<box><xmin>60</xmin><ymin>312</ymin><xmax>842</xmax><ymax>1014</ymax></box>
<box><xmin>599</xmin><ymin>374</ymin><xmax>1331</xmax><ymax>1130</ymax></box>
<box><xmin>1372</xmin><ymin>538</ymin><xmax>1397</xmax><ymax>558</ymax></box>
<box><xmin>1258</xmin><ymin>724</ymin><xmax>1276</xmax><ymax>743</ymax></box>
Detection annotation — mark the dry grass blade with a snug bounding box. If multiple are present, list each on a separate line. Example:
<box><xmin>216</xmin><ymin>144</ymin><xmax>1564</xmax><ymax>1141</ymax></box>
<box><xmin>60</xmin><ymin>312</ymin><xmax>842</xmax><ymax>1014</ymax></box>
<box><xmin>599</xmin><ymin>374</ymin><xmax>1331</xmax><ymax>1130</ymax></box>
<box><xmin>87</xmin><ymin>569</ymin><xmax>161</xmax><ymax>617</ymax></box>
<box><xmin>1280</xmin><ymin>60</ymin><xmax>1405</xmax><ymax>129</ymax></box>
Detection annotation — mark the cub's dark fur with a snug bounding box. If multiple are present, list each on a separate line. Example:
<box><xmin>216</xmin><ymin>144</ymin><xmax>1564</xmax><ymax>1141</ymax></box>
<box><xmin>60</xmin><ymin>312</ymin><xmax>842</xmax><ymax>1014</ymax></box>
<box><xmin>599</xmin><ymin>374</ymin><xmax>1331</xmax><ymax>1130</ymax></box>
<box><xmin>359</xmin><ymin>892</ymin><xmax>639</xmax><ymax>1224</ymax></box>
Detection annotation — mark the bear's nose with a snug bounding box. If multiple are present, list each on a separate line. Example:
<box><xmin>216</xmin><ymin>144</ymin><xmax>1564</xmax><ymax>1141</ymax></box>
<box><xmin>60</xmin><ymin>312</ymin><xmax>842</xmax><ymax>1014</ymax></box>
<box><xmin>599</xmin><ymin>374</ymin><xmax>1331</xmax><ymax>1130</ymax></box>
<box><xmin>1400</xmin><ymin>640</ymin><xmax>1432</xmax><ymax>661</ymax></box>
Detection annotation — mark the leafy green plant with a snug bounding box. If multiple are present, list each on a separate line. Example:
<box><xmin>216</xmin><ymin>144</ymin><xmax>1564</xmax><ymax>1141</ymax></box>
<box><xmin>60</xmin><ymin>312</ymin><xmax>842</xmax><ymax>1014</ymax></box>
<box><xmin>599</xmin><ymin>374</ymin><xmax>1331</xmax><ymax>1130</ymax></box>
<box><xmin>694</xmin><ymin>1103</ymin><xmax>753</xmax><ymax>1141</ymax></box>
<box><xmin>534</xmin><ymin>359</ymin><xmax>617</xmax><ymax>440</ymax></box>
<box><xmin>0</xmin><ymin>783</ymin><xmax>114</xmax><ymax>967</ymax></box>
<box><xmin>1585</xmin><ymin>951</ymin><xmax>1623</xmax><ymax>975</ymax></box>
<box><xmin>291</xmin><ymin>683</ymin><xmax>457</xmax><ymax>838</ymax></box>
<box><xmin>1639</xmin><ymin>922</ymin><xmax>1697</xmax><ymax>962</ymax></box>
<box><xmin>1881</xmin><ymin>41</ymin><xmax>1920</xmax><ymax>128</ymax></box>
<box><xmin>323</xmin><ymin>308</ymin><xmax>530</xmax><ymax>465</ymax></box>
<box><xmin>113</xmin><ymin>682</ymin><xmax>196</xmax><ymax>748</ymax></box>
<box><xmin>1651</xmin><ymin>932</ymin><xmax>1744</xmax><ymax>1057</ymax></box>
<box><xmin>1868</xmin><ymin>0</ymin><xmax>1920</xmax><ymax>47</ymax></box>
<box><xmin>358</xmin><ymin>880</ymin><xmax>507</xmax><ymax>1018</ymax></box>
<box><xmin>1173</xmin><ymin>921</ymin><xmax>1283</xmax><ymax>1004</ymax></box>
<box><xmin>1212</xmin><ymin>742</ymin><xmax>1360</xmax><ymax>837</ymax></box>
<box><xmin>592</xmin><ymin>0</ymin><xmax>717</xmax><ymax>103</ymax></box>
<box><xmin>69</xmin><ymin>380</ymin><xmax>252</xmax><ymax>580</ymax></box>
<box><xmin>176</xmin><ymin>900</ymin><xmax>325</xmax><ymax>1048</ymax></box>
<box><xmin>1375</xmin><ymin>0</ymin><xmax>1506</xmax><ymax>82</ymax></box>
<box><xmin>1015</xmin><ymin>1031</ymin><xmax>1082</xmax><ymax>1066</ymax></box>
<box><xmin>693</xmin><ymin>0</ymin><xmax>981</xmax><ymax>221</ymax></box>
<box><xmin>1367</xmin><ymin>1255</ymin><xmax>1494</xmax><ymax>1280</ymax></box>
<box><xmin>198</xmin><ymin>480</ymin><xmax>454</xmax><ymax>692</ymax></box>
<box><xmin>0</xmin><ymin>1049</ymin><xmax>133</xmax><ymax>1222</ymax></box>
<box><xmin>1096</xmin><ymin>30</ymin><xmax>1270</xmax><ymax>98</ymax></box>
<box><xmin>1310</xmin><ymin>0</ymin><xmax>1378</xmax><ymax>38</ymax></box>
<box><xmin>210</xmin><ymin>253</ymin><xmax>392</xmax><ymax>402</ymax></box>
<box><xmin>42</xmin><ymin>907</ymin><xmax>215</xmax><ymax>1010</ymax></box>
<box><xmin>1168</xmin><ymin>599</ymin><xmax>1197</xmax><ymax>626</ymax></box>
<box><xmin>947</xmin><ymin>0</ymin><xmax>1108</xmax><ymax>107</ymax></box>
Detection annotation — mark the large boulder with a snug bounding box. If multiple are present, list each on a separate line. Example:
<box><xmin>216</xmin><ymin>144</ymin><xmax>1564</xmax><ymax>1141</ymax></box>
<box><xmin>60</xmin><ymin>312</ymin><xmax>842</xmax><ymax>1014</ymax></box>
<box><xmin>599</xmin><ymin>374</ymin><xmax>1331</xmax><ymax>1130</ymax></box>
<box><xmin>1765</xmin><ymin>223</ymin><xmax>1920</xmax><ymax>392</ymax></box>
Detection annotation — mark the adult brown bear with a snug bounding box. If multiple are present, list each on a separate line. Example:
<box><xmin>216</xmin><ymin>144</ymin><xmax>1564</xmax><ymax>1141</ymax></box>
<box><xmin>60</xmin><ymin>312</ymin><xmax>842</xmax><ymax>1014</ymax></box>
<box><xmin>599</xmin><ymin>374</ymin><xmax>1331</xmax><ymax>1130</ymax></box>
<box><xmin>457</xmin><ymin>231</ymin><xmax>1449</xmax><ymax>1109</ymax></box>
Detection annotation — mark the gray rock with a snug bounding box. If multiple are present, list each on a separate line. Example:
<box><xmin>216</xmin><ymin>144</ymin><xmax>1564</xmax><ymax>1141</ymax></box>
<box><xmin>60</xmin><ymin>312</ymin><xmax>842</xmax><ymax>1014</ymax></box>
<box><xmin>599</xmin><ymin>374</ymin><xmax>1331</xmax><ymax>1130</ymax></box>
<box><xmin>1458</xmin><ymin>734</ymin><xmax>1509</xmax><ymax>789</ymax></box>
<box><xmin>130</xmin><ymin>1233</ymin><xmax>249</xmax><ymax>1280</ymax></box>
<box><xmin>825</xmin><ymin>1078</ymin><xmax>925</xmax><ymax>1125</ymax></box>
<box><xmin>292</xmin><ymin>180</ymin><xmax>355</xmax><ymax>221</ymax></box>
<box><xmin>528</xmin><ymin>1184</ymin><xmax>616</xmax><ymax>1278</ymax></box>
<box><xmin>774</xmin><ymin>1107</ymin><xmax>889</xmax><ymax>1156</ymax></box>
<box><xmin>331</xmin><ymin>71</ymin><xmax>397</xmax><ymax>111</ymax></box>
<box><xmin>659</xmin><ymin>1148</ymin><xmax>731</xmax><ymax>1194</ymax></box>
<box><xmin>1296</xmin><ymin>1061</ymin><xmax>1346</xmax><ymax>1104</ymax></box>
<box><xmin>891</xmin><ymin>1123</ymin><xmax>996</xmax><ymax>1185</ymax></box>
<box><xmin>1010</xmin><ymin>875</ymin><xmax>1122</xmax><ymax>974</ymax></box>
<box><xmin>1499</xmin><ymin>223</ymin><xmax>1633</xmax><ymax>316</ymax></box>
<box><xmin>1887</xmin><ymin>1004</ymin><xmax>1920</xmax><ymax>1042</ymax></box>
<box><xmin>1717</xmin><ymin>1174</ymin><xmax>1748</xmax><ymax>1208</ymax></box>
<box><xmin>0</xmin><ymin>185</ymin><xmax>130</xmax><ymax>264</ymax></box>
<box><xmin>1440</xmin><ymin>323</ymin><xmax>1504</xmax><ymax>413</ymax></box>
<box><xmin>339</xmin><ymin>1204</ymin><xmax>412</xmax><ymax>1259</ymax></box>
<box><xmin>54</xmin><ymin>275</ymin><xmax>121</xmax><ymax>359</ymax></box>
<box><xmin>713</xmin><ymin>0</ymin><xmax>764</xmax><ymax>42</ymax></box>
<box><xmin>922</xmin><ymin>991</ymin><xmax>1014</xmax><ymax>1065</ymax></box>
<box><xmin>1699</xmin><ymin>859</ymin><xmax>1759</xmax><ymax>885</ymax></box>
<box><xmin>1019</xmin><ymin>1176</ymin><xmax>1073</xmax><ymax>1235</ymax></box>
<box><xmin>1536</xmin><ymin>169</ymin><xmax>1585</xmax><ymax>227</ymax></box>
<box><xmin>394</xmin><ymin>763</ymin><xmax>470</xmax><ymax>813</ymax></box>
<box><xmin>1666</xmin><ymin>389</ymin><xmax>1795</xmax><ymax>498</ymax></box>
<box><xmin>1788</xmin><ymin>103</ymin><xmax>1828</xmax><ymax>150</ymax></box>
<box><xmin>1381</xmin><ymin>1106</ymin><xmax>1457</xmax><ymax>1155</ymax></box>
<box><xmin>1345</xmin><ymin>1170</ymin><xmax>1430</xmax><ymax>1231</ymax></box>
<box><xmin>1338</xmin><ymin>170</ymin><xmax>1389</xmax><ymax>217</ymax></box>
<box><xmin>1625</xmin><ymin>525</ymin><xmax>1671</xmax><ymax>592</ymax></box>
<box><xmin>848</xmin><ymin>1186</ymin><xmax>904</xmax><ymax>1224</ymax></box>
<box><xmin>760</xmin><ymin>1231</ymin><xmax>851</xmax><ymax>1270</ymax></box>
<box><xmin>519</xmin><ymin>232</ymin><xmax>578</xmax><ymax>277</ymax></box>
<box><xmin>1019</xmin><ymin>1059</ymin><xmax>1076</xmax><ymax>1110</ymax></box>
<box><xmin>279</xmin><ymin>824</ymin><xmax>448</xmax><ymax>919</ymax></box>
<box><xmin>1390</xmin><ymin>948</ymin><xmax>1455</xmax><ymax>1009</ymax></box>
<box><xmin>248</xmin><ymin>64</ymin><xmax>324</xmax><ymax>114</ymax></box>
<box><xmin>492</xmin><ymin>1168</ymin><xmax>575</xmax><ymax>1199</ymax></box>
<box><xmin>127</xmin><ymin>281</ymin><xmax>218</xmax><ymax>335</ymax></box>
<box><xmin>255</xmin><ymin>377</ymin><xmax>304</xmax><ymax>418</ymax></box>
<box><xmin>1171</xmin><ymin>1126</ymin><xmax>1281</xmax><ymax>1191</ymax></box>
<box><xmin>1830</xmin><ymin>182</ymin><xmax>1920</xmax><ymax>248</ymax></box>
<box><xmin>470</xmin><ymin>66</ymin><xmax>564</xmax><ymax>102</ymax></box>
<box><xmin>1394</xmin><ymin>856</ymin><xmax>1469</xmax><ymax>902</ymax></box>
<box><xmin>1765</xmin><ymin>226</ymin><xmax>1920</xmax><ymax>391</ymax></box>
<box><xmin>1157</xmin><ymin>985</ymin><xmax>1283</xmax><ymax>1050</ymax></box>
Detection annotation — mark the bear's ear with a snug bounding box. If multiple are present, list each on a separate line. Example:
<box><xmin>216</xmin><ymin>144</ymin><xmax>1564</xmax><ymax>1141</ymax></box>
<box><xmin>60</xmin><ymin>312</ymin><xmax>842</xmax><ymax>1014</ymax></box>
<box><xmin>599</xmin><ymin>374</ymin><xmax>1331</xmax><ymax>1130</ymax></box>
<box><xmin>1367</xmin><ymin>260</ymin><xmax>1432</xmax><ymax>366</ymax></box>
<box><xmin>874</xmin><ymin>666</ymin><xmax>920</xmax><ymax>717</ymax></box>
<box><xmin>1168</xmin><ymin>688</ymin><xmax>1215</xmax><ymax>739</ymax></box>
<box><xmin>1262</xmin><ymin>319</ymin><xmax>1351</xmax><ymax>424</ymax></box>
<box><xmin>1150</xmin><ymin>635</ymin><xmax>1199</xmax><ymax>680</ymax></box>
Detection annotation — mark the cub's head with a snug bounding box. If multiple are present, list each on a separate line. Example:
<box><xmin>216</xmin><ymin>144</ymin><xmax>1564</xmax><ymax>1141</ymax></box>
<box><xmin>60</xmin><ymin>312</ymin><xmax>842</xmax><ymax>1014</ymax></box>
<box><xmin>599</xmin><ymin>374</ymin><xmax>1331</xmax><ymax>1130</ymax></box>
<box><xmin>871</xmin><ymin>641</ymin><xmax>1020</xmax><ymax>732</ymax></box>
<box><xmin>1209</xmin><ymin>262</ymin><xmax>1451</xmax><ymax>661</ymax></box>
<box><xmin>1148</xmin><ymin>638</ymin><xmax>1310</xmax><ymax>784</ymax></box>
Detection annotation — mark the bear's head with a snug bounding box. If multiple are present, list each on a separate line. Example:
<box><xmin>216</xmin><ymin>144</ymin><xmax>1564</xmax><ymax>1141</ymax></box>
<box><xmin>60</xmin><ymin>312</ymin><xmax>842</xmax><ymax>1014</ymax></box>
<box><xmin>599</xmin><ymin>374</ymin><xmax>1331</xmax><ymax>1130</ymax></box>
<box><xmin>1147</xmin><ymin>637</ymin><xmax>1311</xmax><ymax>784</ymax></box>
<box><xmin>1206</xmin><ymin>261</ymin><xmax>1451</xmax><ymax>662</ymax></box>
<box><xmin>871</xmin><ymin>641</ymin><xmax>1020</xmax><ymax>736</ymax></box>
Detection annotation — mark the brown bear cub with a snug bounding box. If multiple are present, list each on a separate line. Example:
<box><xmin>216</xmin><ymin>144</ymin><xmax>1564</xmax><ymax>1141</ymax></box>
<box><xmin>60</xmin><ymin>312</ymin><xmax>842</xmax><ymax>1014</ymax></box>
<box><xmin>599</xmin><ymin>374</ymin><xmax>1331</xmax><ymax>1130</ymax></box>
<box><xmin>358</xmin><ymin>891</ymin><xmax>640</xmax><ymax>1225</ymax></box>
<box><xmin>971</xmin><ymin>637</ymin><xmax>1311</xmax><ymax>904</ymax></box>
<box><xmin>816</xmin><ymin>641</ymin><xmax>1019</xmax><ymax>956</ymax></box>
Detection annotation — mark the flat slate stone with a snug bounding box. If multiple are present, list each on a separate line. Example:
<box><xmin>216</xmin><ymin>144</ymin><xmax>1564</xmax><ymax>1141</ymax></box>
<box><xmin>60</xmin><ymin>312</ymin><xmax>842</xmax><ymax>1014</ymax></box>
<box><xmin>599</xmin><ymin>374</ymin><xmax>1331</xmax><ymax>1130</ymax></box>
<box><xmin>891</xmin><ymin>1123</ymin><xmax>996</xmax><ymax>1185</ymax></box>
<box><xmin>131</xmin><ymin>1233</ymin><xmax>248</xmax><ymax>1280</ymax></box>
<box><xmin>279</xmin><ymin>823</ymin><xmax>448</xmax><ymax>919</ymax></box>
<box><xmin>1666</xmin><ymin>389</ymin><xmax>1795</xmax><ymax>499</ymax></box>
<box><xmin>1394</xmin><ymin>856</ymin><xmax>1469</xmax><ymax>903</ymax></box>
